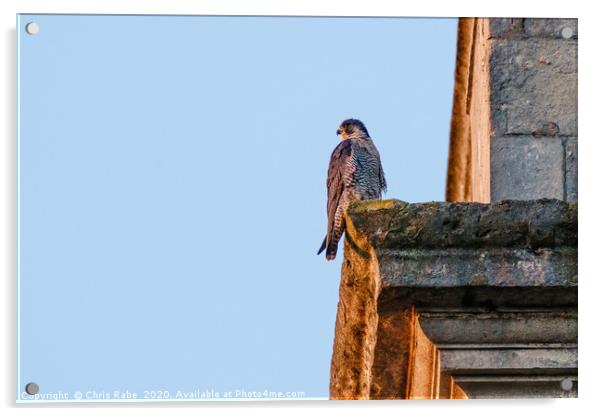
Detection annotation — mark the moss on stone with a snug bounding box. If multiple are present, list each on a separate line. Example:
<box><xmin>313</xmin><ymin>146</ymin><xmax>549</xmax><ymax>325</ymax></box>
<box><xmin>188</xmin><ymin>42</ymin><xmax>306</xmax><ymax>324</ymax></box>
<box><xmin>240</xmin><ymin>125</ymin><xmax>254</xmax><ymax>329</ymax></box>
<box><xmin>347</xmin><ymin>198</ymin><xmax>577</xmax><ymax>250</ymax></box>
<box><xmin>349</xmin><ymin>199</ymin><xmax>402</xmax><ymax>213</ymax></box>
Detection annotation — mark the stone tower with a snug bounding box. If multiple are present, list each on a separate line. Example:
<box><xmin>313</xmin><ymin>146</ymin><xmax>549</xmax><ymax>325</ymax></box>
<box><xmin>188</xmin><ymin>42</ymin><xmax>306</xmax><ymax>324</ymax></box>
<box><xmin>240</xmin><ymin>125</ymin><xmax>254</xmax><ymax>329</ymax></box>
<box><xmin>446</xmin><ymin>17</ymin><xmax>577</xmax><ymax>203</ymax></box>
<box><xmin>329</xmin><ymin>18</ymin><xmax>577</xmax><ymax>400</ymax></box>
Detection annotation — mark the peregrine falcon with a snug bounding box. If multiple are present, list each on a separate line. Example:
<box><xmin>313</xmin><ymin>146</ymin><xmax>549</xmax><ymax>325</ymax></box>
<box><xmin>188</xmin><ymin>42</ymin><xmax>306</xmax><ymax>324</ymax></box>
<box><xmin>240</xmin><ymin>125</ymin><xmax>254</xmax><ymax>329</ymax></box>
<box><xmin>317</xmin><ymin>119</ymin><xmax>387</xmax><ymax>260</ymax></box>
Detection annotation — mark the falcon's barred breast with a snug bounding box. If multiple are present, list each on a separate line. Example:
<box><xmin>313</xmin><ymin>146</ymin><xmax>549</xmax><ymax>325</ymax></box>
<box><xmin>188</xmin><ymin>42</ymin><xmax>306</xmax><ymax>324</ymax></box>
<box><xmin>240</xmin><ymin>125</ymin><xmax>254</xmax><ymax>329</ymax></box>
<box><xmin>317</xmin><ymin>119</ymin><xmax>386</xmax><ymax>260</ymax></box>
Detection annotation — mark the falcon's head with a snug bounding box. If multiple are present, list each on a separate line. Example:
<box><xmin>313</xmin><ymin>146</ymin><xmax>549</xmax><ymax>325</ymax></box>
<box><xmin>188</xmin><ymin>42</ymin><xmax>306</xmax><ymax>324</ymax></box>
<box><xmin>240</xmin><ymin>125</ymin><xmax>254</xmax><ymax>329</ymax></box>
<box><xmin>337</xmin><ymin>118</ymin><xmax>369</xmax><ymax>140</ymax></box>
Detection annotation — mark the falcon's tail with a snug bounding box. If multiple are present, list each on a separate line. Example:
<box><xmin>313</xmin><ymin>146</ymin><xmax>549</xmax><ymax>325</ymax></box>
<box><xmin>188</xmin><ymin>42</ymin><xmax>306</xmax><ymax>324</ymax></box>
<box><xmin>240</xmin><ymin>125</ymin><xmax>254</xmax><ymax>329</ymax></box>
<box><xmin>325</xmin><ymin>241</ymin><xmax>338</xmax><ymax>261</ymax></box>
<box><xmin>317</xmin><ymin>236</ymin><xmax>327</xmax><ymax>255</ymax></box>
<box><xmin>317</xmin><ymin>236</ymin><xmax>339</xmax><ymax>260</ymax></box>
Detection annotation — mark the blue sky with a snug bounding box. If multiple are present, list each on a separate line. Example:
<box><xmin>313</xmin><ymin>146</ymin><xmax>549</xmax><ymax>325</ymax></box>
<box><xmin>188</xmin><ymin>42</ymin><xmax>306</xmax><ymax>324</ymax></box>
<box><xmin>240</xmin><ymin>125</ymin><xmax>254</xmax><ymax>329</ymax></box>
<box><xmin>18</xmin><ymin>14</ymin><xmax>457</xmax><ymax>400</ymax></box>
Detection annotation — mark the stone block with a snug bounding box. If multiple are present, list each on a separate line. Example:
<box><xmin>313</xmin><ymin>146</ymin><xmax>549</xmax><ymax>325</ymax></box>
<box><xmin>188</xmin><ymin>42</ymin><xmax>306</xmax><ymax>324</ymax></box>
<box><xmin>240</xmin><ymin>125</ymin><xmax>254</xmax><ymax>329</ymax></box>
<box><xmin>488</xmin><ymin>18</ymin><xmax>578</xmax><ymax>40</ymax></box>
<box><xmin>453</xmin><ymin>377</ymin><xmax>577</xmax><ymax>399</ymax></box>
<box><xmin>489</xmin><ymin>39</ymin><xmax>577</xmax><ymax>137</ymax></box>
<box><xmin>565</xmin><ymin>138</ymin><xmax>578</xmax><ymax>202</ymax></box>
<box><xmin>489</xmin><ymin>18</ymin><xmax>526</xmax><ymax>38</ymax></box>
<box><xmin>491</xmin><ymin>136</ymin><xmax>564</xmax><ymax>201</ymax></box>
<box><xmin>420</xmin><ymin>311</ymin><xmax>577</xmax><ymax>346</ymax></box>
<box><xmin>524</xmin><ymin>18</ymin><xmax>578</xmax><ymax>39</ymax></box>
<box><xmin>440</xmin><ymin>348</ymin><xmax>577</xmax><ymax>373</ymax></box>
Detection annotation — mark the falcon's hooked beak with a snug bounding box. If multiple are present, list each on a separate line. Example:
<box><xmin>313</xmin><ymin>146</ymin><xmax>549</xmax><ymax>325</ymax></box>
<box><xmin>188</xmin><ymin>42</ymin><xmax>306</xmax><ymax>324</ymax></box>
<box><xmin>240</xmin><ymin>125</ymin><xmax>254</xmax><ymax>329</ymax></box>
<box><xmin>337</xmin><ymin>127</ymin><xmax>348</xmax><ymax>140</ymax></box>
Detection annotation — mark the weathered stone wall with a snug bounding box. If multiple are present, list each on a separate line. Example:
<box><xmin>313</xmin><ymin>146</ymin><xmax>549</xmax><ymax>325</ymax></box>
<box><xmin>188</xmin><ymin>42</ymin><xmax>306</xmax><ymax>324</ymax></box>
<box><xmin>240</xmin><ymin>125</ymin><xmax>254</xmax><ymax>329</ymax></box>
<box><xmin>329</xmin><ymin>199</ymin><xmax>577</xmax><ymax>399</ymax></box>
<box><xmin>446</xmin><ymin>18</ymin><xmax>578</xmax><ymax>203</ymax></box>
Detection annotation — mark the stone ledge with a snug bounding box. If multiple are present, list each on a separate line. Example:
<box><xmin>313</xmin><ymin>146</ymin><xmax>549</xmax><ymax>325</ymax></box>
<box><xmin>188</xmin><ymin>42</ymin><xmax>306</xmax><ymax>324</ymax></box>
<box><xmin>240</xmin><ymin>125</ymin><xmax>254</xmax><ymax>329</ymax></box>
<box><xmin>453</xmin><ymin>376</ymin><xmax>577</xmax><ymax>399</ymax></box>
<box><xmin>440</xmin><ymin>348</ymin><xmax>577</xmax><ymax>374</ymax></box>
<box><xmin>347</xmin><ymin>199</ymin><xmax>576</xmax><ymax>249</ymax></box>
<box><xmin>420</xmin><ymin>311</ymin><xmax>577</xmax><ymax>345</ymax></box>
<box><xmin>353</xmin><ymin>199</ymin><xmax>577</xmax><ymax>309</ymax></box>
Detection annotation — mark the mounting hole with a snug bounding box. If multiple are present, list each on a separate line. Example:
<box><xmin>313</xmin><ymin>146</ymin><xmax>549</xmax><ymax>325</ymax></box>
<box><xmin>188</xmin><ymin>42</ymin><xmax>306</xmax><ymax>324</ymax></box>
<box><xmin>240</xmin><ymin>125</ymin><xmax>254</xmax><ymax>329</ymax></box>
<box><xmin>560</xmin><ymin>27</ymin><xmax>573</xmax><ymax>39</ymax></box>
<box><xmin>24</xmin><ymin>382</ymin><xmax>39</xmax><ymax>395</ymax></box>
<box><xmin>25</xmin><ymin>22</ymin><xmax>39</xmax><ymax>35</ymax></box>
<box><xmin>560</xmin><ymin>378</ymin><xmax>573</xmax><ymax>391</ymax></box>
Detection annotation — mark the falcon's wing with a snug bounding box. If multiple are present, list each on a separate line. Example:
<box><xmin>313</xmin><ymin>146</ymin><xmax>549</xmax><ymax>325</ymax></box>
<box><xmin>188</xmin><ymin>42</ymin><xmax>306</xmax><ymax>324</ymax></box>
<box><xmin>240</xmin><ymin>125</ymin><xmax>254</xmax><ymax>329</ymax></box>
<box><xmin>317</xmin><ymin>140</ymin><xmax>355</xmax><ymax>255</ymax></box>
<box><xmin>378</xmin><ymin>154</ymin><xmax>387</xmax><ymax>195</ymax></box>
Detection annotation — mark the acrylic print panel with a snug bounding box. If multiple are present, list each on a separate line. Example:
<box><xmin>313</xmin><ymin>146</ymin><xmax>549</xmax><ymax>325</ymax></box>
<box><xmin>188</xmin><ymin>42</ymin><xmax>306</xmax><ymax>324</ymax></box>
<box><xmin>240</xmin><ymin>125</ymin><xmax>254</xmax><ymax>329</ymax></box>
<box><xmin>16</xmin><ymin>14</ymin><xmax>457</xmax><ymax>402</ymax></box>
